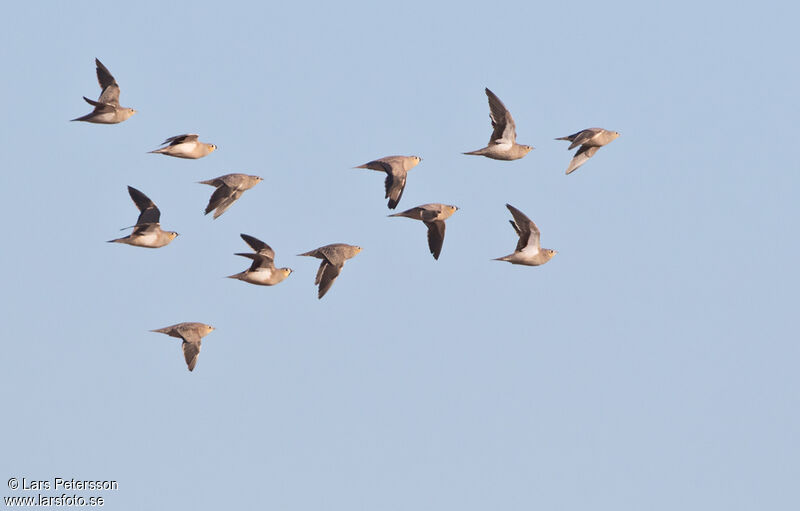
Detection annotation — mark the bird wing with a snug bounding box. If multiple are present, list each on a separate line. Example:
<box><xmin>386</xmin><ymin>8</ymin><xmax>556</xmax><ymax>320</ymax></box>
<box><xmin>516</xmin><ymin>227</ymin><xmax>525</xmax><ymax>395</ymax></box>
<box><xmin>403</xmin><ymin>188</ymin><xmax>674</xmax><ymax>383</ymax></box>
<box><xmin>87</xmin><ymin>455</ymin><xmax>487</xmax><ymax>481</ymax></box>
<box><xmin>384</xmin><ymin>171</ymin><xmax>406</xmax><ymax>209</ymax></box>
<box><xmin>565</xmin><ymin>146</ymin><xmax>599</xmax><ymax>175</ymax></box>
<box><xmin>175</xmin><ymin>327</ymin><xmax>202</xmax><ymax>372</ymax></box>
<box><xmin>567</xmin><ymin>129</ymin><xmax>601</xmax><ymax>150</ymax></box>
<box><xmin>181</xmin><ymin>338</ymin><xmax>201</xmax><ymax>371</ymax></box>
<box><xmin>317</xmin><ymin>245</ymin><xmax>346</xmax><ymax>266</ymax></box>
<box><xmin>127</xmin><ymin>186</ymin><xmax>161</xmax><ymax>225</ymax></box>
<box><xmin>486</xmin><ymin>88</ymin><xmax>517</xmax><ymax>145</ymax></box>
<box><xmin>211</xmin><ymin>190</ymin><xmax>243</xmax><ymax>219</ymax></box>
<box><xmin>204</xmin><ymin>184</ymin><xmax>234</xmax><ymax>215</ymax></box>
<box><xmin>506</xmin><ymin>204</ymin><xmax>539</xmax><ymax>252</ymax></box>
<box><xmin>425</xmin><ymin>220</ymin><xmax>446</xmax><ymax>260</ymax></box>
<box><xmin>240</xmin><ymin>234</ymin><xmax>275</xmax><ymax>259</ymax></box>
<box><xmin>235</xmin><ymin>252</ymin><xmax>275</xmax><ymax>271</ymax></box>
<box><xmin>316</xmin><ymin>260</ymin><xmax>343</xmax><ymax>299</ymax></box>
<box><xmin>131</xmin><ymin>223</ymin><xmax>159</xmax><ymax>236</ymax></box>
<box><xmin>94</xmin><ymin>59</ymin><xmax>121</xmax><ymax>106</ymax></box>
<box><xmin>82</xmin><ymin>96</ymin><xmax>116</xmax><ymax>113</ymax></box>
<box><xmin>357</xmin><ymin>158</ymin><xmax>394</xmax><ymax>173</ymax></box>
<box><xmin>162</xmin><ymin>134</ymin><xmax>199</xmax><ymax>146</ymax></box>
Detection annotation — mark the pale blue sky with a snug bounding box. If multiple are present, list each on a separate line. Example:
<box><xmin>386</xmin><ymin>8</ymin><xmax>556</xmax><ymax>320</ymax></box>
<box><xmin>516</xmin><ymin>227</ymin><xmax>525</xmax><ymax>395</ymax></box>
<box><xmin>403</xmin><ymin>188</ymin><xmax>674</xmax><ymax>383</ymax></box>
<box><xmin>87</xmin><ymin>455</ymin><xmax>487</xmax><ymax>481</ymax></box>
<box><xmin>2</xmin><ymin>1</ymin><xmax>798</xmax><ymax>509</ymax></box>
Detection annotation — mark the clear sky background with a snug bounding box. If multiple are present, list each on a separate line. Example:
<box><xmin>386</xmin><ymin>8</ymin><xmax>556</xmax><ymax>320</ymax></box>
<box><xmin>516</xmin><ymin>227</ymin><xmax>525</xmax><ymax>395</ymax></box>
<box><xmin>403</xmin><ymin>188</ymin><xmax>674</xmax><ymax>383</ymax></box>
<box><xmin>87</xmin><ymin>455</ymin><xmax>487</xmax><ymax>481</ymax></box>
<box><xmin>2</xmin><ymin>1</ymin><xmax>798</xmax><ymax>509</ymax></box>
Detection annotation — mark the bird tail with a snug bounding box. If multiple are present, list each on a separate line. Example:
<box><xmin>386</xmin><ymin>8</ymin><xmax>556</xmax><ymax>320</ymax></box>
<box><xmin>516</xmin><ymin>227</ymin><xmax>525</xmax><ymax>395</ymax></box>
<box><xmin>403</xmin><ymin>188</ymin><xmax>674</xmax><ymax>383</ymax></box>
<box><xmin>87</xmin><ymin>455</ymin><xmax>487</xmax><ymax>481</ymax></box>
<box><xmin>226</xmin><ymin>272</ymin><xmax>244</xmax><ymax>280</ymax></box>
<box><xmin>107</xmin><ymin>237</ymin><xmax>126</xmax><ymax>244</ymax></box>
<box><xmin>462</xmin><ymin>149</ymin><xmax>486</xmax><ymax>156</ymax></box>
<box><xmin>150</xmin><ymin>327</ymin><xmax>173</xmax><ymax>334</ymax></box>
<box><xmin>297</xmin><ymin>250</ymin><xmax>317</xmax><ymax>257</ymax></box>
<box><xmin>492</xmin><ymin>255</ymin><xmax>511</xmax><ymax>262</ymax></box>
<box><xmin>148</xmin><ymin>148</ymin><xmax>166</xmax><ymax>154</ymax></box>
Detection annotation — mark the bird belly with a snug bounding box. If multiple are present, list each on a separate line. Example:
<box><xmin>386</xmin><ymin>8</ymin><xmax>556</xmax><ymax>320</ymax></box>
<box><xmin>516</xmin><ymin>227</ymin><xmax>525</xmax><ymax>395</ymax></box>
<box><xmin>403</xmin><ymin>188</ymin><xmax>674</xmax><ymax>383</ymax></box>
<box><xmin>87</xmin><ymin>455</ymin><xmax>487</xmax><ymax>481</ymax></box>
<box><xmin>129</xmin><ymin>232</ymin><xmax>162</xmax><ymax>248</ymax></box>
<box><xmin>242</xmin><ymin>269</ymin><xmax>274</xmax><ymax>285</ymax></box>
<box><xmin>167</xmin><ymin>143</ymin><xmax>199</xmax><ymax>157</ymax></box>
<box><xmin>86</xmin><ymin>112</ymin><xmax>118</xmax><ymax>124</ymax></box>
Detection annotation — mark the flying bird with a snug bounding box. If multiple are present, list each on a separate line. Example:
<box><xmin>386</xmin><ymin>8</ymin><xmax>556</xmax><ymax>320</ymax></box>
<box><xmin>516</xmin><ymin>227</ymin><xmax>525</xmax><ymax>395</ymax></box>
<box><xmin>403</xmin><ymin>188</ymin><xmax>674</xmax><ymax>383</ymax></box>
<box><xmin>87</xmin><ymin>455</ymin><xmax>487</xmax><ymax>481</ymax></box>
<box><xmin>71</xmin><ymin>58</ymin><xmax>136</xmax><ymax>124</ymax></box>
<box><xmin>298</xmin><ymin>244</ymin><xmax>362</xmax><ymax>299</ymax></box>
<box><xmin>389</xmin><ymin>203</ymin><xmax>458</xmax><ymax>260</ymax></box>
<box><xmin>107</xmin><ymin>186</ymin><xmax>178</xmax><ymax>248</ymax></box>
<box><xmin>150</xmin><ymin>322</ymin><xmax>215</xmax><ymax>372</ymax></box>
<box><xmin>227</xmin><ymin>234</ymin><xmax>293</xmax><ymax>286</ymax></box>
<box><xmin>494</xmin><ymin>204</ymin><xmax>557</xmax><ymax>266</ymax></box>
<box><xmin>555</xmin><ymin>128</ymin><xmax>619</xmax><ymax>174</ymax></box>
<box><xmin>149</xmin><ymin>134</ymin><xmax>217</xmax><ymax>159</ymax></box>
<box><xmin>354</xmin><ymin>155</ymin><xmax>422</xmax><ymax>209</ymax></box>
<box><xmin>463</xmin><ymin>88</ymin><xmax>533</xmax><ymax>161</ymax></box>
<box><xmin>198</xmin><ymin>173</ymin><xmax>262</xmax><ymax>219</ymax></box>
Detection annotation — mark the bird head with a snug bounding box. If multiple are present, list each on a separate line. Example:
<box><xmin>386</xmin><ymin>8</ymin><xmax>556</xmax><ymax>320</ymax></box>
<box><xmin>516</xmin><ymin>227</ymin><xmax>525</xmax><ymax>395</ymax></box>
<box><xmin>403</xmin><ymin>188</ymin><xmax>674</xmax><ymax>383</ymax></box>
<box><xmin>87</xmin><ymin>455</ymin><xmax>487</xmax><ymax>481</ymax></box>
<box><xmin>522</xmin><ymin>145</ymin><xmax>534</xmax><ymax>155</ymax></box>
<box><xmin>169</xmin><ymin>232</ymin><xmax>179</xmax><ymax>239</ymax></box>
<box><xmin>207</xmin><ymin>144</ymin><xmax>217</xmax><ymax>152</ymax></box>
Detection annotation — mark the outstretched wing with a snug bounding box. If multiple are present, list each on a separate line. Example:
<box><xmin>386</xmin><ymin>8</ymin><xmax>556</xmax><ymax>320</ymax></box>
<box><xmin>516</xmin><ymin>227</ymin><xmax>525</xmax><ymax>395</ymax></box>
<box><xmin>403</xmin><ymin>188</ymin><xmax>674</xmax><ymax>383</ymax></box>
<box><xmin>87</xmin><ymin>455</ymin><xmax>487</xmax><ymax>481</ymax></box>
<box><xmin>240</xmin><ymin>234</ymin><xmax>275</xmax><ymax>259</ymax></box>
<box><xmin>176</xmin><ymin>330</ymin><xmax>202</xmax><ymax>372</ymax></box>
<box><xmin>565</xmin><ymin>146</ymin><xmax>599</xmax><ymax>175</ymax></box>
<box><xmin>95</xmin><ymin>58</ymin><xmax>121</xmax><ymax>106</ymax></box>
<box><xmin>316</xmin><ymin>260</ymin><xmax>343</xmax><ymax>299</ymax></box>
<box><xmin>384</xmin><ymin>171</ymin><xmax>406</xmax><ymax>209</ymax></box>
<box><xmin>235</xmin><ymin>252</ymin><xmax>275</xmax><ymax>271</ymax></box>
<box><xmin>127</xmin><ymin>186</ymin><xmax>161</xmax><ymax>225</ymax></box>
<box><xmin>506</xmin><ymin>204</ymin><xmax>539</xmax><ymax>252</ymax></box>
<box><xmin>425</xmin><ymin>220</ymin><xmax>446</xmax><ymax>260</ymax></box>
<box><xmin>486</xmin><ymin>88</ymin><xmax>517</xmax><ymax>145</ymax></box>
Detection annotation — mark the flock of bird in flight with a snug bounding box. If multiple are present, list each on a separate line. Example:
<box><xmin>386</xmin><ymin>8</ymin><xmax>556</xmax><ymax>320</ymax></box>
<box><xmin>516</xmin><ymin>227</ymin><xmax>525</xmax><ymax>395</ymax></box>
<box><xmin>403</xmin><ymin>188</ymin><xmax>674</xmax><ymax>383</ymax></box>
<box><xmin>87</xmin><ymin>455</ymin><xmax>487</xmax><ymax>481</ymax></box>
<box><xmin>73</xmin><ymin>58</ymin><xmax>620</xmax><ymax>371</ymax></box>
